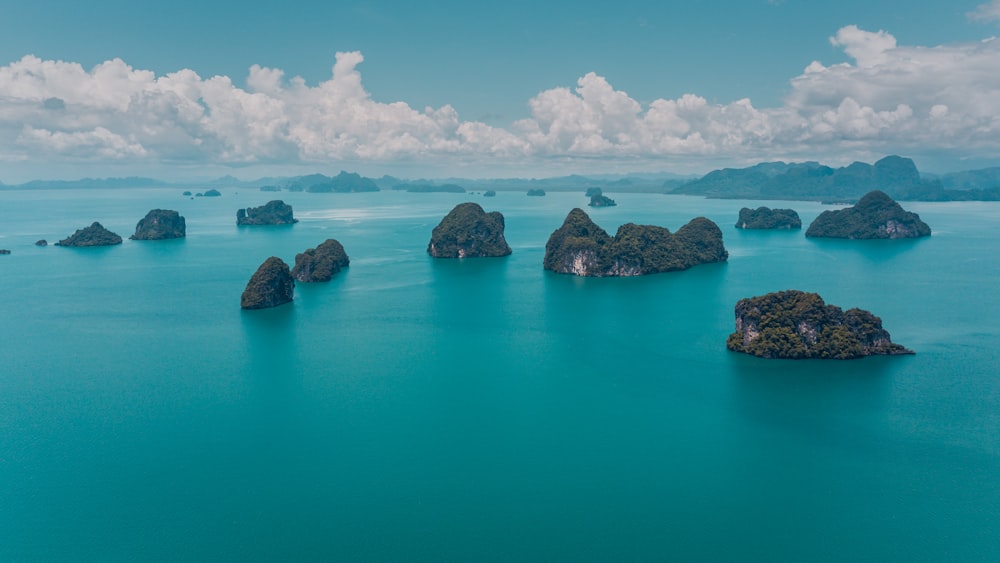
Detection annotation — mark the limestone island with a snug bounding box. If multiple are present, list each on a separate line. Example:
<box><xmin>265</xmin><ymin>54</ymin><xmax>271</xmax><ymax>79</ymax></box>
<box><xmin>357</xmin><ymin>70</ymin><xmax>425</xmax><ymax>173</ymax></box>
<box><xmin>428</xmin><ymin>202</ymin><xmax>512</xmax><ymax>258</ymax></box>
<box><xmin>203</xmin><ymin>189</ymin><xmax>222</xmax><ymax>197</ymax></box>
<box><xmin>241</xmin><ymin>256</ymin><xmax>294</xmax><ymax>309</ymax></box>
<box><xmin>55</xmin><ymin>222</ymin><xmax>123</xmax><ymax>247</ymax></box>
<box><xmin>589</xmin><ymin>194</ymin><xmax>617</xmax><ymax>207</ymax></box>
<box><xmin>0</xmin><ymin>249</ymin><xmax>9</xmax><ymax>255</ymax></box>
<box><xmin>736</xmin><ymin>207</ymin><xmax>801</xmax><ymax>229</ymax></box>
<box><xmin>726</xmin><ymin>290</ymin><xmax>913</xmax><ymax>359</ymax></box>
<box><xmin>543</xmin><ymin>208</ymin><xmax>728</xmax><ymax>277</ymax></box>
<box><xmin>130</xmin><ymin>209</ymin><xmax>186</xmax><ymax>240</ymax></box>
<box><xmin>806</xmin><ymin>190</ymin><xmax>930</xmax><ymax>239</ymax></box>
<box><xmin>237</xmin><ymin>200</ymin><xmax>298</xmax><ymax>226</ymax></box>
<box><xmin>483</xmin><ymin>190</ymin><xmax>496</xmax><ymax>197</ymax></box>
<box><xmin>292</xmin><ymin>239</ymin><xmax>350</xmax><ymax>282</ymax></box>
<box><xmin>35</xmin><ymin>240</ymin><xmax>47</xmax><ymax>246</ymax></box>
<box><xmin>527</xmin><ymin>189</ymin><xmax>546</xmax><ymax>197</ymax></box>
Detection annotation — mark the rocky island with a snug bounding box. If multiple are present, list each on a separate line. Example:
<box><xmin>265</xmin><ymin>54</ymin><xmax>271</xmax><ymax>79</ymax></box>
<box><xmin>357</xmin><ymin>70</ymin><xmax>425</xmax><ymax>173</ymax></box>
<box><xmin>202</xmin><ymin>189</ymin><xmax>221</xmax><ymax>197</ymax></box>
<box><xmin>726</xmin><ymin>290</ymin><xmax>913</xmax><ymax>359</ymax></box>
<box><xmin>543</xmin><ymin>208</ymin><xmax>728</xmax><ymax>277</ymax></box>
<box><xmin>241</xmin><ymin>257</ymin><xmax>295</xmax><ymax>309</ymax></box>
<box><xmin>130</xmin><ymin>209</ymin><xmax>186</xmax><ymax>240</ymax></box>
<box><xmin>589</xmin><ymin>194</ymin><xmax>617</xmax><ymax>207</ymax></box>
<box><xmin>292</xmin><ymin>239</ymin><xmax>350</xmax><ymax>282</ymax></box>
<box><xmin>427</xmin><ymin>202</ymin><xmax>512</xmax><ymax>258</ymax></box>
<box><xmin>527</xmin><ymin>189</ymin><xmax>546</xmax><ymax>196</ymax></box>
<box><xmin>483</xmin><ymin>190</ymin><xmax>496</xmax><ymax>197</ymax></box>
<box><xmin>55</xmin><ymin>222</ymin><xmax>123</xmax><ymax>247</ymax></box>
<box><xmin>806</xmin><ymin>191</ymin><xmax>930</xmax><ymax>239</ymax></box>
<box><xmin>237</xmin><ymin>200</ymin><xmax>298</xmax><ymax>226</ymax></box>
<box><xmin>35</xmin><ymin>240</ymin><xmax>47</xmax><ymax>246</ymax></box>
<box><xmin>0</xmin><ymin>249</ymin><xmax>9</xmax><ymax>255</ymax></box>
<box><xmin>736</xmin><ymin>207</ymin><xmax>801</xmax><ymax>229</ymax></box>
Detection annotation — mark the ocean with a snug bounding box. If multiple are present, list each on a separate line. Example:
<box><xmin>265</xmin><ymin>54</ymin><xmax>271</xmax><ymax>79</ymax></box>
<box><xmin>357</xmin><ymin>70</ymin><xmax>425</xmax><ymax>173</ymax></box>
<box><xmin>1</xmin><ymin>188</ymin><xmax>998</xmax><ymax>561</ymax></box>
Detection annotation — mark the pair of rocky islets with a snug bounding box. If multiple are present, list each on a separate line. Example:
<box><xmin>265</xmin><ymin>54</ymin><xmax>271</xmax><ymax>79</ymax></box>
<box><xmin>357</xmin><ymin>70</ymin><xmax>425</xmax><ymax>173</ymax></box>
<box><xmin>241</xmin><ymin>239</ymin><xmax>350</xmax><ymax>309</ymax></box>
<box><xmin>727</xmin><ymin>290</ymin><xmax>913</xmax><ymax>359</ymax></box>
<box><xmin>806</xmin><ymin>190</ymin><xmax>930</xmax><ymax>239</ymax></box>
<box><xmin>237</xmin><ymin>200</ymin><xmax>298</xmax><ymax>226</ymax></box>
<box><xmin>543</xmin><ymin>208</ymin><xmax>728</xmax><ymax>277</ymax></box>
<box><xmin>427</xmin><ymin>202</ymin><xmax>512</xmax><ymax>258</ymax></box>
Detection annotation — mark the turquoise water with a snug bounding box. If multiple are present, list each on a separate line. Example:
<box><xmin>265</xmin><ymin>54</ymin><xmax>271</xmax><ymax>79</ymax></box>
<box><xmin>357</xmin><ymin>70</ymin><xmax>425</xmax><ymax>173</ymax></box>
<box><xmin>1</xmin><ymin>189</ymin><xmax>998</xmax><ymax>561</ymax></box>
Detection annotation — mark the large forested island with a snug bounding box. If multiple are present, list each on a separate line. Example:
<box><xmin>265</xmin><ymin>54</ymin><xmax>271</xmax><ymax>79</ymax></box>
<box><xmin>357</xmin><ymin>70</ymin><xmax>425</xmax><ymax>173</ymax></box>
<box><xmin>543</xmin><ymin>208</ymin><xmax>727</xmax><ymax>277</ymax></box>
<box><xmin>428</xmin><ymin>202</ymin><xmax>512</xmax><ymax>258</ymax></box>
<box><xmin>726</xmin><ymin>290</ymin><xmax>913</xmax><ymax>359</ymax></box>
<box><xmin>736</xmin><ymin>207</ymin><xmax>801</xmax><ymax>229</ymax></box>
<box><xmin>805</xmin><ymin>190</ymin><xmax>931</xmax><ymax>239</ymax></box>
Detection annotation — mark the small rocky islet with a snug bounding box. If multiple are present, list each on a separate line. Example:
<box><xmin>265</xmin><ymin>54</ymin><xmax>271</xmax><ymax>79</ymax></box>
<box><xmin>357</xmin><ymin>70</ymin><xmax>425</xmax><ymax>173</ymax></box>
<box><xmin>427</xmin><ymin>202</ymin><xmax>512</xmax><ymax>258</ymax></box>
<box><xmin>726</xmin><ymin>290</ymin><xmax>913</xmax><ymax>359</ymax></box>
<box><xmin>241</xmin><ymin>256</ymin><xmax>295</xmax><ymax>309</ymax></box>
<box><xmin>237</xmin><ymin>200</ymin><xmax>298</xmax><ymax>226</ymax></box>
<box><xmin>292</xmin><ymin>239</ymin><xmax>350</xmax><ymax>282</ymax></box>
<box><xmin>736</xmin><ymin>207</ymin><xmax>801</xmax><ymax>229</ymax></box>
<box><xmin>130</xmin><ymin>209</ymin><xmax>186</xmax><ymax>240</ymax></box>
<box><xmin>589</xmin><ymin>194</ymin><xmax>617</xmax><ymax>207</ymax></box>
<box><xmin>806</xmin><ymin>190</ymin><xmax>930</xmax><ymax>239</ymax></box>
<box><xmin>55</xmin><ymin>222</ymin><xmax>123</xmax><ymax>247</ymax></box>
<box><xmin>543</xmin><ymin>208</ymin><xmax>728</xmax><ymax>277</ymax></box>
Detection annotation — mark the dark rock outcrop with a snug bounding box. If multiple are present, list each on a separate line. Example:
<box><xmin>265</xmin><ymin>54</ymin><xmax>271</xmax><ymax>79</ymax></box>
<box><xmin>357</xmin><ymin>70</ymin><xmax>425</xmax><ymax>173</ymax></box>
<box><xmin>483</xmin><ymin>190</ymin><xmax>496</xmax><ymax>197</ymax></box>
<box><xmin>292</xmin><ymin>239</ymin><xmax>350</xmax><ymax>282</ymax></box>
<box><xmin>241</xmin><ymin>257</ymin><xmax>295</xmax><ymax>309</ymax></box>
<box><xmin>35</xmin><ymin>240</ymin><xmax>47</xmax><ymax>246</ymax></box>
<box><xmin>130</xmin><ymin>209</ymin><xmax>186</xmax><ymax>240</ymax></box>
<box><xmin>237</xmin><ymin>200</ymin><xmax>298</xmax><ymax>226</ymax></box>
<box><xmin>0</xmin><ymin>249</ymin><xmax>9</xmax><ymax>255</ymax></box>
<box><xmin>726</xmin><ymin>290</ymin><xmax>913</xmax><ymax>359</ymax></box>
<box><xmin>805</xmin><ymin>190</ymin><xmax>930</xmax><ymax>239</ymax></box>
<box><xmin>736</xmin><ymin>207</ymin><xmax>801</xmax><ymax>229</ymax></box>
<box><xmin>427</xmin><ymin>202</ymin><xmax>512</xmax><ymax>258</ymax></box>
<box><xmin>55</xmin><ymin>222</ymin><xmax>123</xmax><ymax>247</ymax></box>
<box><xmin>182</xmin><ymin>191</ymin><xmax>192</xmax><ymax>196</ymax></box>
<box><xmin>543</xmin><ymin>208</ymin><xmax>727</xmax><ymax>277</ymax></box>
<box><xmin>589</xmin><ymin>194</ymin><xmax>617</xmax><ymax>207</ymax></box>
<box><xmin>527</xmin><ymin>189</ymin><xmax>546</xmax><ymax>196</ymax></box>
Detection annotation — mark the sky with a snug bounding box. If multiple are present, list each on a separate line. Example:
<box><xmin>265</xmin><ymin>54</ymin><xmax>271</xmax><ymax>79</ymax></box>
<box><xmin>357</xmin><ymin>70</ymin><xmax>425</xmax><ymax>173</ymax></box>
<box><xmin>2</xmin><ymin>0</ymin><xmax>1000</xmax><ymax>182</ymax></box>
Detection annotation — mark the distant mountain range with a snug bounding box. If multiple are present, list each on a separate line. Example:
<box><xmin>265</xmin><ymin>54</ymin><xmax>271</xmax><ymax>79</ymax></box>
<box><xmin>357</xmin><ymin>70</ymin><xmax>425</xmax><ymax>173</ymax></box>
<box><xmin>3</xmin><ymin>159</ymin><xmax>999</xmax><ymax>201</ymax></box>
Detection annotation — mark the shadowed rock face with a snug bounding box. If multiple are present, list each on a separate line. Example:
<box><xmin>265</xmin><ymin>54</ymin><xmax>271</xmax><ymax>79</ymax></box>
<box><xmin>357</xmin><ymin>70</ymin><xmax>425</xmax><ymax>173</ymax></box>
<box><xmin>427</xmin><ymin>202</ymin><xmax>512</xmax><ymax>258</ymax></box>
<box><xmin>735</xmin><ymin>207</ymin><xmax>801</xmax><ymax>229</ymax></box>
<box><xmin>55</xmin><ymin>222</ymin><xmax>123</xmax><ymax>247</ymax></box>
<box><xmin>130</xmin><ymin>209</ymin><xmax>186</xmax><ymax>240</ymax></box>
<box><xmin>237</xmin><ymin>200</ymin><xmax>298</xmax><ymax>226</ymax></box>
<box><xmin>241</xmin><ymin>256</ymin><xmax>295</xmax><ymax>309</ymax></box>
<box><xmin>292</xmin><ymin>239</ymin><xmax>350</xmax><ymax>282</ymax></box>
<box><xmin>543</xmin><ymin>208</ymin><xmax>727</xmax><ymax>277</ymax></box>
<box><xmin>805</xmin><ymin>190</ymin><xmax>930</xmax><ymax>239</ymax></box>
<box><xmin>726</xmin><ymin>290</ymin><xmax>913</xmax><ymax>359</ymax></box>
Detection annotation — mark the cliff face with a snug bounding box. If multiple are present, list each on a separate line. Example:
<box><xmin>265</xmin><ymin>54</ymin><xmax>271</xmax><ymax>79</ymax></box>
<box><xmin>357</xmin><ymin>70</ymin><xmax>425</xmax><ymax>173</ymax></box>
<box><xmin>55</xmin><ymin>222</ymin><xmax>123</xmax><ymax>247</ymax></box>
<box><xmin>292</xmin><ymin>239</ymin><xmax>350</xmax><ymax>282</ymax></box>
<box><xmin>427</xmin><ymin>202</ymin><xmax>512</xmax><ymax>258</ymax></box>
<box><xmin>805</xmin><ymin>190</ymin><xmax>930</xmax><ymax>239</ymax></box>
<box><xmin>130</xmin><ymin>209</ymin><xmax>186</xmax><ymax>240</ymax></box>
<box><xmin>241</xmin><ymin>256</ymin><xmax>294</xmax><ymax>309</ymax></box>
<box><xmin>726</xmin><ymin>290</ymin><xmax>913</xmax><ymax>359</ymax></box>
<box><xmin>543</xmin><ymin>208</ymin><xmax>727</xmax><ymax>277</ymax></box>
<box><xmin>237</xmin><ymin>200</ymin><xmax>298</xmax><ymax>226</ymax></box>
<box><xmin>736</xmin><ymin>207</ymin><xmax>801</xmax><ymax>229</ymax></box>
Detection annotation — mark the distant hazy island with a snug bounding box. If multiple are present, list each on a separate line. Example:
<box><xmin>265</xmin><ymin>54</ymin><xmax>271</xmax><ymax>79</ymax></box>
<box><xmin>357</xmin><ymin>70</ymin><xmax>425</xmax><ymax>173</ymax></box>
<box><xmin>291</xmin><ymin>171</ymin><xmax>380</xmax><ymax>193</ymax></box>
<box><xmin>727</xmin><ymin>290</ymin><xmax>913</xmax><ymax>359</ymax></box>
<box><xmin>736</xmin><ymin>207</ymin><xmax>801</xmax><ymax>230</ymax></box>
<box><xmin>527</xmin><ymin>189</ymin><xmax>546</xmax><ymax>196</ymax></box>
<box><xmin>55</xmin><ymin>222</ymin><xmax>123</xmax><ymax>247</ymax></box>
<box><xmin>806</xmin><ymin>191</ymin><xmax>930</xmax><ymax>239</ymax></box>
<box><xmin>544</xmin><ymin>208</ymin><xmax>727</xmax><ymax>277</ymax></box>
<box><xmin>428</xmin><ymin>202</ymin><xmax>512</xmax><ymax>258</ymax></box>
<box><xmin>393</xmin><ymin>183</ymin><xmax>466</xmax><ymax>193</ymax></box>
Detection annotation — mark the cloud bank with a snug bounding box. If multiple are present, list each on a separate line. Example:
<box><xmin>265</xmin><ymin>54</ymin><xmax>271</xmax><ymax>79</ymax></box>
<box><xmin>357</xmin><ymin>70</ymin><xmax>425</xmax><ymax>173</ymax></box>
<box><xmin>2</xmin><ymin>25</ymin><xmax>1000</xmax><ymax>176</ymax></box>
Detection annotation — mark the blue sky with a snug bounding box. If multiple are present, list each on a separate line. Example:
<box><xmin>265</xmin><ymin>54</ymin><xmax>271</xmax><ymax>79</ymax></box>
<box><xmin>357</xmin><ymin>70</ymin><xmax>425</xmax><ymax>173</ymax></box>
<box><xmin>1</xmin><ymin>1</ymin><xmax>999</xmax><ymax>181</ymax></box>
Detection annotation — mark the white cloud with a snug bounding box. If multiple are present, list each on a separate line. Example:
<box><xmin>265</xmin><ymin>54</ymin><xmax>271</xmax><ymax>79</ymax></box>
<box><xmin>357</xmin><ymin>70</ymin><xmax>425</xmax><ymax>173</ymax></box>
<box><xmin>3</xmin><ymin>26</ymin><xmax>1000</xmax><ymax>177</ymax></box>
<box><xmin>968</xmin><ymin>1</ymin><xmax>1000</xmax><ymax>23</ymax></box>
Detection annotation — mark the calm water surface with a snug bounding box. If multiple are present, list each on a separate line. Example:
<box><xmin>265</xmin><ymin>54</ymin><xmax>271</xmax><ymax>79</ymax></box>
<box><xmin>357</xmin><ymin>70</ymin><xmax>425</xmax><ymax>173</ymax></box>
<box><xmin>1</xmin><ymin>188</ymin><xmax>998</xmax><ymax>561</ymax></box>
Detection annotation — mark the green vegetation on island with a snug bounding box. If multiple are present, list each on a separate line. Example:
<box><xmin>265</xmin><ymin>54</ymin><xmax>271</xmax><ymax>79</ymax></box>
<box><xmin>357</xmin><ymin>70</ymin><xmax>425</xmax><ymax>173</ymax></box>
<box><xmin>736</xmin><ymin>207</ymin><xmax>801</xmax><ymax>229</ymax></box>
<box><xmin>130</xmin><ymin>209</ymin><xmax>186</xmax><ymax>240</ymax></box>
<box><xmin>588</xmin><ymin>194</ymin><xmax>617</xmax><ymax>207</ymax></box>
<box><xmin>543</xmin><ymin>208</ymin><xmax>727</xmax><ymax>277</ymax></box>
<box><xmin>241</xmin><ymin>257</ymin><xmax>294</xmax><ymax>309</ymax></box>
<box><xmin>726</xmin><ymin>290</ymin><xmax>913</xmax><ymax>359</ymax></box>
<box><xmin>292</xmin><ymin>239</ymin><xmax>350</xmax><ymax>282</ymax></box>
<box><xmin>805</xmin><ymin>191</ymin><xmax>930</xmax><ymax>239</ymax></box>
<box><xmin>237</xmin><ymin>200</ymin><xmax>298</xmax><ymax>226</ymax></box>
<box><xmin>55</xmin><ymin>222</ymin><xmax>123</xmax><ymax>247</ymax></box>
<box><xmin>427</xmin><ymin>202</ymin><xmax>512</xmax><ymax>258</ymax></box>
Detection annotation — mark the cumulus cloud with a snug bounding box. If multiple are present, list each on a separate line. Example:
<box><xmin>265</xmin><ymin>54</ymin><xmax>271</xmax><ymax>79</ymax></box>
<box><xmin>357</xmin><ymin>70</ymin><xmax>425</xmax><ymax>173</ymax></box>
<box><xmin>968</xmin><ymin>1</ymin><xmax>1000</xmax><ymax>23</ymax></box>
<box><xmin>3</xmin><ymin>26</ymin><xmax>1000</xmax><ymax>175</ymax></box>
